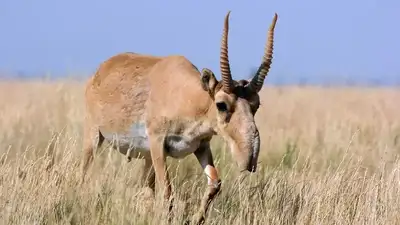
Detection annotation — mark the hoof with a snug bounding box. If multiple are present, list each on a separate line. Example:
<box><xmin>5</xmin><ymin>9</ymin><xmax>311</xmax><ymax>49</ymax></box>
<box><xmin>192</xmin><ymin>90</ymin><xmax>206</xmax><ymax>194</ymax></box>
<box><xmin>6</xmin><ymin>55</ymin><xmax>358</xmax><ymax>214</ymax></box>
<box><xmin>141</xmin><ymin>187</ymin><xmax>155</xmax><ymax>200</ymax></box>
<box><xmin>191</xmin><ymin>212</ymin><xmax>205</xmax><ymax>225</ymax></box>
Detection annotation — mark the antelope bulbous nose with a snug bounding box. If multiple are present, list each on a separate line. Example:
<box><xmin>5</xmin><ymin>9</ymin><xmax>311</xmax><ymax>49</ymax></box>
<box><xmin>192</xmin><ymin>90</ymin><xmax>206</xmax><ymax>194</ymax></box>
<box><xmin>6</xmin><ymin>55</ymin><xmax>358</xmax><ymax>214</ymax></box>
<box><xmin>247</xmin><ymin>130</ymin><xmax>260</xmax><ymax>173</ymax></box>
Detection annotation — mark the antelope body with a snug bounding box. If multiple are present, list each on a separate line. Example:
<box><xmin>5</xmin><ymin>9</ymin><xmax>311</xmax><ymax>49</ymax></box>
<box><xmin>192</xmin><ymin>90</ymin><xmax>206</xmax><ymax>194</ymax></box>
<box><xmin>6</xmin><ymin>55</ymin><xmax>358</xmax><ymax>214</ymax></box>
<box><xmin>81</xmin><ymin>11</ymin><xmax>278</xmax><ymax>224</ymax></box>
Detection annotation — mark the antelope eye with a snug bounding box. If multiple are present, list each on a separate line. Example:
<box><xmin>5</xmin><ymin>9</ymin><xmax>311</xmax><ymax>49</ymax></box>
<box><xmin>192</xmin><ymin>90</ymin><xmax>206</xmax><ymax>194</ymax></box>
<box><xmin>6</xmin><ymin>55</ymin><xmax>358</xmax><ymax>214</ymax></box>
<box><xmin>216</xmin><ymin>102</ymin><xmax>228</xmax><ymax>112</ymax></box>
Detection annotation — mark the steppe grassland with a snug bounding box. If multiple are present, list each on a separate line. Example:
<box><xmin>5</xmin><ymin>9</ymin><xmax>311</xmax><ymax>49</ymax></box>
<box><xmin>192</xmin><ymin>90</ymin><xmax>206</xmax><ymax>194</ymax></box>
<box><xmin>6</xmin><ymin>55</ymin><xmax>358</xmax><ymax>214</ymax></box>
<box><xmin>0</xmin><ymin>80</ymin><xmax>399</xmax><ymax>225</ymax></box>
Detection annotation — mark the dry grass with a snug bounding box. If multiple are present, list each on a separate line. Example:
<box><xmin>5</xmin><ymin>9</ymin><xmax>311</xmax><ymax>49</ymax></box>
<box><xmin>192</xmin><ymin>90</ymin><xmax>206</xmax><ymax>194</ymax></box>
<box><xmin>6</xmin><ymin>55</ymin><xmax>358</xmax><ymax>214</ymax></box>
<box><xmin>0</xmin><ymin>80</ymin><xmax>399</xmax><ymax>225</ymax></box>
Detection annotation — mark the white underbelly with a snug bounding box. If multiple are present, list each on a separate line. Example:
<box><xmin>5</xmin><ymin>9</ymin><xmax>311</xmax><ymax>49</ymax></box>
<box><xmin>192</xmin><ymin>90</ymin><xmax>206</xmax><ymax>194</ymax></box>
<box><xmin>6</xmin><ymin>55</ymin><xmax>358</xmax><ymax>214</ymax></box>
<box><xmin>101</xmin><ymin>121</ymin><xmax>199</xmax><ymax>159</ymax></box>
<box><xmin>164</xmin><ymin>134</ymin><xmax>200</xmax><ymax>158</ymax></box>
<box><xmin>101</xmin><ymin>122</ymin><xmax>151</xmax><ymax>158</ymax></box>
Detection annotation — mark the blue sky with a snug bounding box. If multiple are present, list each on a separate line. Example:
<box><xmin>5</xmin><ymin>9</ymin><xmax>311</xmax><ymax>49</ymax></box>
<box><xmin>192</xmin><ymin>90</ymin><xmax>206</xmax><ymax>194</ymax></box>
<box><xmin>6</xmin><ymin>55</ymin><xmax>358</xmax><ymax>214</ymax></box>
<box><xmin>1</xmin><ymin>0</ymin><xmax>399</xmax><ymax>85</ymax></box>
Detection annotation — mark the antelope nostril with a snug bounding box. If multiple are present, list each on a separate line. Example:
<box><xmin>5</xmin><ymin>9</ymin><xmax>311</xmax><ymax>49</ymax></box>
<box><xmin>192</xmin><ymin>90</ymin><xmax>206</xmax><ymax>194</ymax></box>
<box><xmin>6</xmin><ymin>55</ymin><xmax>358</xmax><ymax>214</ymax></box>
<box><xmin>247</xmin><ymin>163</ymin><xmax>257</xmax><ymax>172</ymax></box>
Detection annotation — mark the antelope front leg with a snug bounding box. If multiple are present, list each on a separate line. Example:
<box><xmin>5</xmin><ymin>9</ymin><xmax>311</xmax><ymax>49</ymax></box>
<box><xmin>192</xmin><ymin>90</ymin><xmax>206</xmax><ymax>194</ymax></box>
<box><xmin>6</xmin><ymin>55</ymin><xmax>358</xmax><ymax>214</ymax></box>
<box><xmin>149</xmin><ymin>136</ymin><xmax>173</xmax><ymax>212</ymax></box>
<box><xmin>192</xmin><ymin>141</ymin><xmax>221</xmax><ymax>225</ymax></box>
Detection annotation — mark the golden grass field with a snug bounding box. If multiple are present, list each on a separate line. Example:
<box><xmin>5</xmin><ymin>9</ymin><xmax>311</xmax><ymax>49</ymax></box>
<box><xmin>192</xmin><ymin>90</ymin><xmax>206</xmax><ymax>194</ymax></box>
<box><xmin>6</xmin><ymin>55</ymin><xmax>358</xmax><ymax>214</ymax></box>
<box><xmin>0</xmin><ymin>80</ymin><xmax>399</xmax><ymax>225</ymax></box>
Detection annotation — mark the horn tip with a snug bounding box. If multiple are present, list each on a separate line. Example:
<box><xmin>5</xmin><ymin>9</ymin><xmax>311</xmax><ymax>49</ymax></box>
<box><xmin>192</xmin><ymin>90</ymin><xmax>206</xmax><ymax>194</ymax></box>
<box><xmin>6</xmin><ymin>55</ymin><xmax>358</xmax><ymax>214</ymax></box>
<box><xmin>270</xmin><ymin>13</ymin><xmax>278</xmax><ymax>28</ymax></box>
<box><xmin>225</xmin><ymin>10</ymin><xmax>231</xmax><ymax>19</ymax></box>
<box><xmin>273</xmin><ymin>13</ymin><xmax>278</xmax><ymax>21</ymax></box>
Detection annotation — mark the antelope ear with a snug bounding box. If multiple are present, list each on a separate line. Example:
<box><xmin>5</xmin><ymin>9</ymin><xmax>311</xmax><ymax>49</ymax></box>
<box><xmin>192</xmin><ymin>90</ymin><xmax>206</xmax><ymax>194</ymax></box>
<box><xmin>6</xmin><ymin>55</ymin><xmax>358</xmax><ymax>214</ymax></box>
<box><xmin>200</xmin><ymin>68</ymin><xmax>218</xmax><ymax>96</ymax></box>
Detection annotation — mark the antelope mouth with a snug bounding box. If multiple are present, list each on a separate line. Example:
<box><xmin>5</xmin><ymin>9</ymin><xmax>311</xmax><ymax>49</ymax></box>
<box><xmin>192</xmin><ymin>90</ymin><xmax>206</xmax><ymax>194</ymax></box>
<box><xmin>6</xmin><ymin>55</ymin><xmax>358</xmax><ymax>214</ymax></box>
<box><xmin>247</xmin><ymin>158</ymin><xmax>257</xmax><ymax>172</ymax></box>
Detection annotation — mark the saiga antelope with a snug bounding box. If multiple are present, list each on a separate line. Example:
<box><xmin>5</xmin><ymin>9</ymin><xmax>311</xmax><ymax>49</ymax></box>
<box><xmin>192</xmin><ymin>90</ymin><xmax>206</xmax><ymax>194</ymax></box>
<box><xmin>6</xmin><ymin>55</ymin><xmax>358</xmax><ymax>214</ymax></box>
<box><xmin>81</xmin><ymin>11</ymin><xmax>278</xmax><ymax>224</ymax></box>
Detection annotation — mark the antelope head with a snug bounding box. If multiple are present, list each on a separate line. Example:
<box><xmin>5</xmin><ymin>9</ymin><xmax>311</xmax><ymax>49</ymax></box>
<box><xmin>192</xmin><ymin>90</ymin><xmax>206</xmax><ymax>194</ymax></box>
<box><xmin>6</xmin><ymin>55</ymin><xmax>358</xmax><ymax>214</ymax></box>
<box><xmin>201</xmin><ymin>11</ymin><xmax>278</xmax><ymax>173</ymax></box>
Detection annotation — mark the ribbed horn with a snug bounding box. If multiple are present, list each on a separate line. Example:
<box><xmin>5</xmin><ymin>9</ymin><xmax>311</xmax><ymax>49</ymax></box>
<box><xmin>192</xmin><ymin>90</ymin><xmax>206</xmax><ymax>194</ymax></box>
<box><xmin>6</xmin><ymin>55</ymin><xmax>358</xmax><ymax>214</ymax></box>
<box><xmin>248</xmin><ymin>13</ymin><xmax>278</xmax><ymax>93</ymax></box>
<box><xmin>220</xmin><ymin>10</ymin><xmax>234</xmax><ymax>93</ymax></box>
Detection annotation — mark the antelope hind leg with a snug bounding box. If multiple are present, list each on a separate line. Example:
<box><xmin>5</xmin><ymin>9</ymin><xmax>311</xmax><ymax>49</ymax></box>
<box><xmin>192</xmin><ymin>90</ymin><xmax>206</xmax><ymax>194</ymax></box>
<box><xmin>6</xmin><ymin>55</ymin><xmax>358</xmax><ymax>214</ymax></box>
<box><xmin>80</xmin><ymin>124</ymin><xmax>104</xmax><ymax>186</ymax></box>
<box><xmin>141</xmin><ymin>157</ymin><xmax>156</xmax><ymax>199</ymax></box>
